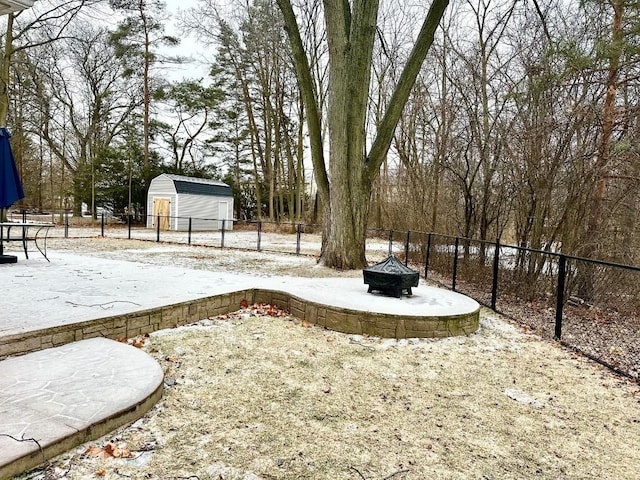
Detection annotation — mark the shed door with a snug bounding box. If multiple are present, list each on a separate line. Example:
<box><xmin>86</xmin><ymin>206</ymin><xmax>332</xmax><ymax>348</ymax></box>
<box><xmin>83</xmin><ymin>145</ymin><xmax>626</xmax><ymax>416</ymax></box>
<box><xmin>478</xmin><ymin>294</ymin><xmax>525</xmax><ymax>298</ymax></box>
<box><xmin>153</xmin><ymin>198</ymin><xmax>171</xmax><ymax>230</ymax></box>
<box><xmin>218</xmin><ymin>201</ymin><xmax>228</xmax><ymax>229</ymax></box>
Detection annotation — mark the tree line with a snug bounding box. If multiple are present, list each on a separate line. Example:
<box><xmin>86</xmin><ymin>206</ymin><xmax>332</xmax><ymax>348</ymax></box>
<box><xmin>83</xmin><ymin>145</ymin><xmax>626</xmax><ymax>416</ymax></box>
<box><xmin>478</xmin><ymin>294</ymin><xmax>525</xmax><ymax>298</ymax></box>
<box><xmin>3</xmin><ymin>0</ymin><xmax>639</xmax><ymax>267</ymax></box>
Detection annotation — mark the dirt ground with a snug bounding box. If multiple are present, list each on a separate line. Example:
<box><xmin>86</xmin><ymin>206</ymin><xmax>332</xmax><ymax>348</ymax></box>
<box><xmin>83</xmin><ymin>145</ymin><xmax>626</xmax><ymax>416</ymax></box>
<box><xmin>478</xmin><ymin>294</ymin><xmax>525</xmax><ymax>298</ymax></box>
<box><xmin>14</xmin><ymin>238</ymin><xmax>640</xmax><ymax>480</ymax></box>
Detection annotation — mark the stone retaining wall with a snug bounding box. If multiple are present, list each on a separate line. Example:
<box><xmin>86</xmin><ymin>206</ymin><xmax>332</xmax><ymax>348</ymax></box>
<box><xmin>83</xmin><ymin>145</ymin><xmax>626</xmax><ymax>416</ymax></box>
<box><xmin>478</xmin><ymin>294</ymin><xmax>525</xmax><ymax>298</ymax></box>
<box><xmin>0</xmin><ymin>290</ymin><xmax>253</xmax><ymax>359</ymax></box>
<box><xmin>256</xmin><ymin>290</ymin><xmax>479</xmax><ymax>338</ymax></box>
<box><xmin>1</xmin><ymin>289</ymin><xmax>479</xmax><ymax>359</ymax></box>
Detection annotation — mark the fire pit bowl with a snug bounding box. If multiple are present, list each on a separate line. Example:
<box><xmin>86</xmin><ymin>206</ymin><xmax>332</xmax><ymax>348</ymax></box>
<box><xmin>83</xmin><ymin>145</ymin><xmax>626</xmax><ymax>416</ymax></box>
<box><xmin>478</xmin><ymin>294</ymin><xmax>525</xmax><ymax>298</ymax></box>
<box><xmin>363</xmin><ymin>255</ymin><xmax>419</xmax><ymax>298</ymax></box>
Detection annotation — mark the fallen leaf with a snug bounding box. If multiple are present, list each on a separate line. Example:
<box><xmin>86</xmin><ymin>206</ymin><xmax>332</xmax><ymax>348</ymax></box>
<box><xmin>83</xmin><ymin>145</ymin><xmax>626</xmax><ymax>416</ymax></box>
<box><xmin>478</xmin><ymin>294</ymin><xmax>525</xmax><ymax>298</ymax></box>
<box><xmin>301</xmin><ymin>320</ymin><xmax>312</xmax><ymax>328</ymax></box>
<box><xmin>84</xmin><ymin>446</ymin><xmax>106</xmax><ymax>458</ymax></box>
<box><xmin>84</xmin><ymin>443</ymin><xmax>133</xmax><ymax>460</ymax></box>
<box><xmin>250</xmin><ymin>303</ymin><xmax>289</xmax><ymax>317</ymax></box>
<box><xmin>96</xmin><ymin>469</ymin><xmax>107</xmax><ymax>476</ymax></box>
<box><xmin>105</xmin><ymin>443</ymin><xmax>133</xmax><ymax>458</ymax></box>
<box><xmin>240</xmin><ymin>298</ymin><xmax>249</xmax><ymax>309</ymax></box>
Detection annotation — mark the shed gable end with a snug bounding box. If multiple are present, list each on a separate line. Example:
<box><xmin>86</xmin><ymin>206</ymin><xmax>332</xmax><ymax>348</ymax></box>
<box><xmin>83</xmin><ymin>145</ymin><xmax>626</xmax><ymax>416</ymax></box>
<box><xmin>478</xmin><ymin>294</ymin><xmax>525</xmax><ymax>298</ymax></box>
<box><xmin>148</xmin><ymin>175</ymin><xmax>177</xmax><ymax>194</ymax></box>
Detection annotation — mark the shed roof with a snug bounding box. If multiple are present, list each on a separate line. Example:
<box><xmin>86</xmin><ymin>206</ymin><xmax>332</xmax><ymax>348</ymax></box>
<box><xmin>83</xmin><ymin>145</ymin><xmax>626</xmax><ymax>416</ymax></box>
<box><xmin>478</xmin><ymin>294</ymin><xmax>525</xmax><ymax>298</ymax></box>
<box><xmin>163</xmin><ymin>174</ymin><xmax>233</xmax><ymax>197</ymax></box>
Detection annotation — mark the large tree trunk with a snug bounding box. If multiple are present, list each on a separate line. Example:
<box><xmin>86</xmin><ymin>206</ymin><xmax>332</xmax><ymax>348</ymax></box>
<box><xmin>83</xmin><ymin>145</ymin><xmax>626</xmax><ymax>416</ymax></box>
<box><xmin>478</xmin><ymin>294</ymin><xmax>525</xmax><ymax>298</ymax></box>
<box><xmin>321</xmin><ymin>159</ymin><xmax>370</xmax><ymax>268</ymax></box>
<box><xmin>317</xmin><ymin>0</ymin><xmax>377</xmax><ymax>268</ymax></box>
<box><xmin>277</xmin><ymin>0</ymin><xmax>449</xmax><ymax>269</ymax></box>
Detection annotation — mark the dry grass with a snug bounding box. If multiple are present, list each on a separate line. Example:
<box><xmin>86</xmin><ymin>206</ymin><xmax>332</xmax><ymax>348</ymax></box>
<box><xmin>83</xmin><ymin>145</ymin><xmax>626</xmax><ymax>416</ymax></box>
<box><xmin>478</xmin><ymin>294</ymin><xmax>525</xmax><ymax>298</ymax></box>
<box><xmin>20</xmin><ymin>310</ymin><xmax>640</xmax><ymax>480</ymax></box>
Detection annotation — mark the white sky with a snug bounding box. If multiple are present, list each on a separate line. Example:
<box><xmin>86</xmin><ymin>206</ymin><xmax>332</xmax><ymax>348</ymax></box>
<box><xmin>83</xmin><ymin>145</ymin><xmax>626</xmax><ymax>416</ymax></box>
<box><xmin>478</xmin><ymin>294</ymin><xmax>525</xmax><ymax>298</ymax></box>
<box><xmin>162</xmin><ymin>0</ymin><xmax>211</xmax><ymax>81</ymax></box>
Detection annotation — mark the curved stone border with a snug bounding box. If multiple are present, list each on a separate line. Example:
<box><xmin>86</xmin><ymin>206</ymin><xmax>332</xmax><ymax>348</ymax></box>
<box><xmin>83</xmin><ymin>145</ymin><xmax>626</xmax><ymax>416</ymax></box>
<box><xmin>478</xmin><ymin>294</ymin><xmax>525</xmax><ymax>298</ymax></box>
<box><xmin>256</xmin><ymin>289</ymin><xmax>480</xmax><ymax>338</ymax></box>
<box><xmin>1</xmin><ymin>287</ymin><xmax>479</xmax><ymax>360</ymax></box>
<box><xmin>0</xmin><ymin>338</ymin><xmax>164</xmax><ymax>480</ymax></box>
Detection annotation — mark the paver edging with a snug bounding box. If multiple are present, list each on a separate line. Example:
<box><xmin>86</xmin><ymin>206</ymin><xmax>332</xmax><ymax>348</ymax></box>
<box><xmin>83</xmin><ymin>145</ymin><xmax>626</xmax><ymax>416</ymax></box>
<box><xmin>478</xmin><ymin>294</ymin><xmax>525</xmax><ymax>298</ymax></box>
<box><xmin>255</xmin><ymin>288</ymin><xmax>480</xmax><ymax>338</ymax></box>
<box><xmin>1</xmin><ymin>287</ymin><xmax>479</xmax><ymax>360</ymax></box>
<box><xmin>0</xmin><ymin>289</ymin><xmax>257</xmax><ymax>360</ymax></box>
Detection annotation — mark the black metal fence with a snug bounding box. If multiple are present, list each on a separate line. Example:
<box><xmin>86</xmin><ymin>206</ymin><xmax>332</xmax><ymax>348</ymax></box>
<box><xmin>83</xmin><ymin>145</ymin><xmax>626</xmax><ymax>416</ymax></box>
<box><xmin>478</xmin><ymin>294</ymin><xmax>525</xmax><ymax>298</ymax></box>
<box><xmin>87</xmin><ymin>214</ymin><xmax>324</xmax><ymax>256</ymax></box>
<box><xmin>420</xmin><ymin>233</ymin><xmax>640</xmax><ymax>381</ymax></box>
<box><xmin>63</xmin><ymin>214</ymin><xmax>639</xmax><ymax>381</ymax></box>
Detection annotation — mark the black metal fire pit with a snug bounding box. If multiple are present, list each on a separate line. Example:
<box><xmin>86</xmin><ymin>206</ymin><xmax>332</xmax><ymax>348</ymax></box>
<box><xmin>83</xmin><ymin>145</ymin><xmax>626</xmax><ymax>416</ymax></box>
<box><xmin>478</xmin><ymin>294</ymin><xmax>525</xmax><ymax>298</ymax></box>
<box><xmin>363</xmin><ymin>255</ymin><xmax>419</xmax><ymax>298</ymax></box>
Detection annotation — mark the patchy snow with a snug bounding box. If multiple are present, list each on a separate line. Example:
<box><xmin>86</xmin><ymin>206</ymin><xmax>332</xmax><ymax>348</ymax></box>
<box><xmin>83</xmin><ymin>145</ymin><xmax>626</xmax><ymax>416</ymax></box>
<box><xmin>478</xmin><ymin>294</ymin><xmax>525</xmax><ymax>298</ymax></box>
<box><xmin>504</xmin><ymin>388</ymin><xmax>546</xmax><ymax>409</ymax></box>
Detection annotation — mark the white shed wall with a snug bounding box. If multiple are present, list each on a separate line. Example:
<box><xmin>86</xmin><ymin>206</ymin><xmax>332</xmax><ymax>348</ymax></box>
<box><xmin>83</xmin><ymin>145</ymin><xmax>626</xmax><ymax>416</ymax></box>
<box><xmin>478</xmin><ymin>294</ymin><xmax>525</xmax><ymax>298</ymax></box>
<box><xmin>176</xmin><ymin>195</ymin><xmax>233</xmax><ymax>231</ymax></box>
<box><xmin>149</xmin><ymin>175</ymin><xmax>176</xmax><ymax>193</ymax></box>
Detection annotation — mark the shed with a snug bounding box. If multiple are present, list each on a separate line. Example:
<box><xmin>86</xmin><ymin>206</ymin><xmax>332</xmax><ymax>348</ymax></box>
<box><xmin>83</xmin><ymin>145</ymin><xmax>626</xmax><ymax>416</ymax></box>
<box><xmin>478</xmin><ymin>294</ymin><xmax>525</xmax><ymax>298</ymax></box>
<box><xmin>146</xmin><ymin>174</ymin><xmax>234</xmax><ymax>231</ymax></box>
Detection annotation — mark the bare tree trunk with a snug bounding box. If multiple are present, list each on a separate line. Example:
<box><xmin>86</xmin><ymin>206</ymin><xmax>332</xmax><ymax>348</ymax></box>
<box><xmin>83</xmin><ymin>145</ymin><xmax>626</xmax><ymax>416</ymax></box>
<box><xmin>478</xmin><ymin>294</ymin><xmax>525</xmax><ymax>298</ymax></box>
<box><xmin>278</xmin><ymin>0</ymin><xmax>448</xmax><ymax>269</ymax></box>
<box><xmin>587</xmin><ymin>0</ymin><xmax>623</xmax><ymax>251</ymax></box>
<box><xmin>295</xmin><ymin>98</ymin><xmax>305</xmax><ymax>221</ymax></box>
<box><xmin>576</xmin><ymin>0</ymin><xmax>623</xmax><ymax>299</ymax></box>
<box><xmin>233</xmin><ymin>70</ymin><xmax>264</xmax><ymax>220</ymax></box>
<box><xmin>431</xmin><ymin>43</ymin><xmax>447</xmax><ymax>232</ymax></box>
<box><xmin>0</xmin><ymin>14</ymin><xmax>14</xmax><ymax>127</ymax></box>
<box><xmin>140</xmin><ymin>0</ymin><xmax>150</xmax><ymax>169</ymax></box>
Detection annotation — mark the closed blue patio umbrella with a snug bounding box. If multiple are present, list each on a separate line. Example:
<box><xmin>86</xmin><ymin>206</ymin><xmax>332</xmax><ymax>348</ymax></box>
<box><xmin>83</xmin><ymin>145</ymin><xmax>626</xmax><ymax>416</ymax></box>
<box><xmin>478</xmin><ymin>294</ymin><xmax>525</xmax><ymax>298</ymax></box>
<box><xmin>0</xmin><ymin>127</ymin><xmax>25</xmax><ymax>264</ymax></box>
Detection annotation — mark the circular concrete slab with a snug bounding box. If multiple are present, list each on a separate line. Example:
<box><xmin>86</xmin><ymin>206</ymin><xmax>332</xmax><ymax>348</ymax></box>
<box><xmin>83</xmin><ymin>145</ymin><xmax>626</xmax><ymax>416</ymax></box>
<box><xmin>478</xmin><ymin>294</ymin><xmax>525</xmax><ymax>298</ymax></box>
<box><xmin>0</xmin><ymin>338</ymin><xmax>163</xmax><ymax>479</ymax></box>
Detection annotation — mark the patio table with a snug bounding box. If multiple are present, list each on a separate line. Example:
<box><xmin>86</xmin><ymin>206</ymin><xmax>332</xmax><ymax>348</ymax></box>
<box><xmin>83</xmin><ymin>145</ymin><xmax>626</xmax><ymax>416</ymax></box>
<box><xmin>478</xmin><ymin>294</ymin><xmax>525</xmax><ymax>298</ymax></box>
<box><xmin>0</xmin><ymin>222</ymin><xmax>55</xmax><ymax>262</ymax></box>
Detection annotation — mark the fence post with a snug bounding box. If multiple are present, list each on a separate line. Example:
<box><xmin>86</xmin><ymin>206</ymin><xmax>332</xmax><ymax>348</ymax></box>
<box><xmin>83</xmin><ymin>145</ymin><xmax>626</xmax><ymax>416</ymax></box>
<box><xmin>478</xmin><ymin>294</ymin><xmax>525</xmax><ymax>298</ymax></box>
<box><xmin>296</xmin><ymin>223</ymin><xmax>302</xmax><ymax>255</ymax></box>
<box><xmin>554</xmin><ymin>254</ymin><xmax>567</xmax><ymax>340</ymax></box>
<box><xmin>424</xmin><ymin>233</ymin><xmax>432</xmax><ymax>279</ymax></box>
<box><xmin>257</xmin><ymin>221</ymin><xmax>262</xmax><ymax>251</ymax></box>
<box><xmin>155</xmin><ymin>215</ymin><xmax>160</xmax><ymax>242</ymax></box>
<box><xmin>188</xmin><ymin>217</ymin><xmax>192</xmax><ymax>245</ymax></box>
<box><xmin>404</xmin><ymin>231</ymin><xmax>410</xmax><ymax>266</ymax></box>
<box><xmin>221</xmin><ymin>219</ymin><xmax>226</xmax><ymax>248</ymax></box>
<box><xmin>491</xmin><ymin>238</ymin><xmax>500</xmax><ymax>310</ymax></box>
<box><xmin>388</xmin><ymin>230</ymin><xmax>393</xmax><ymax>256</ymax></box>
<box><xmin>452</xmin><ymin>237</ymin><xmax>460</xmax><ymax>291</ymax></box>
<box><xmin>101</xmin><ymin>213</ymin><xmax>105</xmax><ymax>237</ymax></box>
<box><xmin>64</xmin><ymin>211</ymin><xmax>69</xmax><ymax>238</ymax></box>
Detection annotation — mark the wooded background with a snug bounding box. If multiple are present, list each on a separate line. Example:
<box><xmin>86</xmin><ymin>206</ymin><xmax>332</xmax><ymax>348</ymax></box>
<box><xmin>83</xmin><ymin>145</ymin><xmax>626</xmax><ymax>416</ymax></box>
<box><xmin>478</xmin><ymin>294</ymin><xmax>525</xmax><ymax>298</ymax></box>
<box><xmin>3</xmin><ymin>0</ymin><xmax>639</xmax><ymax>265</ymax></box>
